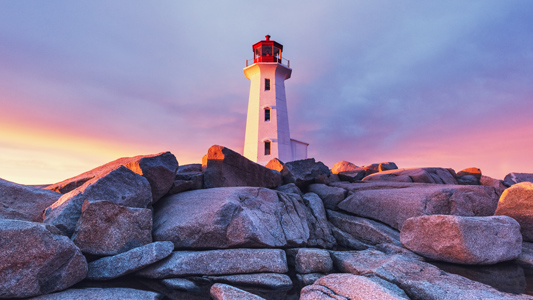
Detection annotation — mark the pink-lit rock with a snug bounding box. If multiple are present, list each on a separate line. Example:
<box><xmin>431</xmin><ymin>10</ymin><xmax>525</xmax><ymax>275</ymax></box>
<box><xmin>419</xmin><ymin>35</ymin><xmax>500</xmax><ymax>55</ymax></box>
<box><xmin>495</xmin><ymin>182</ymin><xmax>533</xmax><ymax>241</ymax></box>
<box><xmin>362</xmin><ymin>167</ymin><xmax>458</xmax><ymax>184</ymax></box>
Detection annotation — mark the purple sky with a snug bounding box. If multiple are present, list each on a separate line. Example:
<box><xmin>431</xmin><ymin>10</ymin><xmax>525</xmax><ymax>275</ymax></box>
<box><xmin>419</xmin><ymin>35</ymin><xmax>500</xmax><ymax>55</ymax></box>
<box><xmin>1</xmin><ymin>1</ymin><xmax>533</xmax><ymax>184</ymax></box>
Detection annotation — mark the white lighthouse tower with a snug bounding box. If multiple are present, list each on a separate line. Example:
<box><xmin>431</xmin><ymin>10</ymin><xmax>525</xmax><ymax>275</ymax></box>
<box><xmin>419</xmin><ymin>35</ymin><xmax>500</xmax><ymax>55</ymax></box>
<box><xmin>243</xmin><ymin>35</ymin><xmax>308</xmax><ymax>164</ymax></box>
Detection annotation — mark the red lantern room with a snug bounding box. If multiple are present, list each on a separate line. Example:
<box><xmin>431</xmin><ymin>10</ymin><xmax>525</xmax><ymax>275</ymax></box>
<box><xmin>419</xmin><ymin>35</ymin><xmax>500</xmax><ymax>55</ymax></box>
<box><xmin>253</xmin><ymin>35</ymin><xmax>283</xmax><ymax>64</ymax></box>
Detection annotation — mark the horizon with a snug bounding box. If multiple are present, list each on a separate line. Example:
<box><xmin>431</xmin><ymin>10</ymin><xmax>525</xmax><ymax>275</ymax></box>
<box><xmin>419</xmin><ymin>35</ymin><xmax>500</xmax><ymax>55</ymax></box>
<box><xmin>1</xmin><ymin>1</ymin><xmax>533</xmax><ymax>185</ymax></box>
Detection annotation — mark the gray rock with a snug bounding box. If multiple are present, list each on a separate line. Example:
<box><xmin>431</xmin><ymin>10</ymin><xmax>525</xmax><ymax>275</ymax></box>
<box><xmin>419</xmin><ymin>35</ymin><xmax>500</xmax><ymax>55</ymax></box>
<box><xmin>29</xmin><ymin>288</ymin><xmax>163</xmax><ymax>300</ymax></box>
<box><xmin>363</xmin><ymin>167</ymin><xmax>458</xmax><ymax>184</ymax></box>
<box><xmin>330</xmin><ymin>249</ymin><xmax>532</xmax><ymax>300</ymax></box>
<box><xmin>457</xmin><ymin>167</ymin><xmax>482</xmax><ymax>185</ymax></box>
<box><xmin>307</xmin><ymin>183</ymin><xmax>346</xmax><ymax>210</ymax></box>
<box><xmin>43</xmin><ymin>166</ymin><xmax>152</xmax><ymax>236</ymax></box>
<box><xmin>495</xmin><ymin>182</ymin><xmax>533</xmax><ymax>241</ymax></box>
<box><xmin>517</xmin><ymin>242</ymin><xmax>533</xmax><ymax>267</ymax></box>
<box><xmin>0</xmin><ymin>219</ymin><xmax>87</xmax><ymax>299</ymax></box>
<box><xmin>87</xmin><ymin>241</ymin><xmax>174</xmax><ymax>280</ymax></box>
<box><xmin>0</xmin><ymin>178</ymin><xmax>61</xmax><ymax>222</ymax></box>
<box><xmin>331</xmin><ymin>161</ymin><xmax>366</xmax><ymax>182</ymax></box>
<box><xmin>401</xmin><ymin>215</ymin><xmax>522</xmax><ymax>264</ymax></box>
<box><xmin>327</xmin><ymin>210</ymin><xmax>400</xmax><ymax>246</ymax></box>
<box><xmin>338</xmin><ymin>184</ymin><xmax>500</xmax><ymax>230</ymax></box>
<box><xmin>504</xmin><ymin>172</ymin><xmax>533</xmax><ymax>187</ymax></box>
<box><xmin>136</xmin><ymin>249</ymin><xmax>288</xmax><ymax>278</ymax></box>
<box><xmin>152</xmin><ymin>187</ymin><xmax>309</xmax><ymax>249</ymax></box>
<box><xmin>296</xmin><ymin>273</ymin><xmax>325</xmax><ymax>286</ymax></box>
<box><xmin>480</xmin><ymin>175</ymin><xmax>507</xmax><ymax>197</ymax></box>
<box><xmin>203</xmin><ymin>145</ymin><xmax>282</xmax><ymax>189</ymax></box>
<box><xmin>300</xmin><ymin>273</ymin><xmax>409</xmax><ymax>300</ymax></box>
<box><xmin>302</xmin><ymin>193</ymin><xmax>336</xmax><ymax>248</ymax></box>
<box><xmin>330</xmin><ymin>181</ymin><xmax>428</xmax><ymax>192</ymax></box>
<box><xmin>329</xmin><ymin>225</ymin><xmax>370</xmax><ymax>250</ymax></box>
<box><xmin>72</xmin><ymin>200</ymin><xmax>152</xmax><ymax>256</ymax></box>
<box><xmin>276</xmin><ymin>183</ymin><xmax>303</xmax><ymax>195</ymax></box>
<box><xmin>286</xmin><ymin>248</ymin><xmax>333</xmax><ymax>274</ymax></box>
<box><xmin>160</xmin><ymin>278</ymin><xmax>203</xmax><ymax>292</ymax></box>
<box><xmin>282</xmin><ymin>158</ymin><xmax>332</xmax><ymax>188</ymax></box>
<box><xmin>46</xmin><ymin>151</ymin><xmax>178</xmax><ymax>202</ymax></box>
<box><xmin>205</xmin><ymin>273</ymin><xmax>292</xmax><ymax>290</ymax></box>
<box><xmin>210</xmin><ymin>283</ymin><xmax>266</xmax><ymax>300</ymax></box>
<box><xmin>167</xmin><ymin>164</ymin><xmax>204</xmax><ymax>195</ymax></box>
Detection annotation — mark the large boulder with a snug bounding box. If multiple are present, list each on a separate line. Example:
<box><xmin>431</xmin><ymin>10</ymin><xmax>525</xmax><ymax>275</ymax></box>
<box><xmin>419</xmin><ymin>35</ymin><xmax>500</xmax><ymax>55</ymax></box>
<box><xmin>338</xmin><ymin>184</ymin><xmax>500</xmax><ymax>230</ymax></box>
<box><xmin>43</xmin><ymin>166</ymin><xmax>152</xmax><ymax>236</ymax></box>
<box><xmin>330</xmin><ymin>249</ymin><xmax>532</xmax><ymax>300</ymax></box>
<box><xmin>29</xmin><ymin>288</ymin><xmax>163</xmax><ymax>300</ymax></box>
<box><xmin>203</xmin><ymin>145</ymin><xmax>282</xmax><ymax>189</ymax></box>
<box><xmin>331</xmin><ymin>161</ymin><xmax>366</xmax><ymax>182</ymax></box>
<box><xmin>327</xmin><ymin>210</ymin><xmax>400</xmax><ymax>246</ymax></box>
<box><xmin>87</xmin><ymin>241</ymin><xmax>174</xmax><ymax>280</ymax></box>
<box><xmin>362</xmin><ymin>167</ymin><xmax>458</xmax><ymax>184</ymax></box>
<box><xmin>152</xmin><ymin>187</ymin><xmax>309</xmax><ymax>249</ymax></box>
<box><xmin>301</xmin><ymin>193</ymin><xmax>336</xmax><ymax>248</ymax></box>
<box><xmin>307</xmin><ymin>183</ymin><xmax>346</xmax><ymax>210</ymax></box>
<box><xmin>0</xmin><ymin>219</ymin><xmax>87</xmax><ymax>299</ymax></box>
<box><xmin>46</xmin><ymin>152</ymin><xmax>178</xmax><ymax>202</ymax></box>
<box><xmin>457</xmin><ymin>167</ymin><xmax>482</xmax><ymax>185</ymax></box>
<box><xmin>481</xmin><ymin>175</ymin><xmax>507</xmax><ymax>197</ymax></box>
<box><xmin>504</xmin><ymin>173</ymin><xmax>533</xmax><ymax>187</ymax></box>
<box><xmin>400</xmin><ymin>215</ymin><xmax>522</xmax><ymax>264</ymax></box>
<box><xmin>300</xmin><ymin>273</ymin><xmax>410</xmax><ymax>300</ymax></box>
<box><xmin>136</xmin><ymin>248</ymin><xmax>288</xmax><ymax>278</ymax></box>
<box><xmin>286</xmin><ymin>248</ymin><xmax>333</xmax><ymax>274</ymax></box>
<box><xmin>167</xmin><ymin>164</ymin><xmax>204</xmax><ymax>195</ymax></box>
<box><xmin>210</xmin><ymin>283</ymin><xmax>266</xmax><ymax>300</ymax></box>
<box><xmin>71</xmin><ymin>200</ymin><xmax>153</xmax><ymax>256</ymax></box>
<box><xmin>0</xmin><ymin>178</ymin><xmax>61</xmax><ymax>222</ymax></box>
<box><xmin>282</xmin><ymin>158</ymin><xmax>332</xmax><ymax>188</ymax></box>
<box><xmin>495</xmin><ymin>182</ymin><xmax>533</xmax><ymax>241</ymax></box>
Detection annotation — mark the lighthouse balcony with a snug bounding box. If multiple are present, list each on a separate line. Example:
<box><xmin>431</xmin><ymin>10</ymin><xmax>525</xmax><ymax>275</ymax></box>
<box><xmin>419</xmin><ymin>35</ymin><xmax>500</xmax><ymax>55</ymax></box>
<box><xmin>246</xmin><ymin>57</ymin><xmax>290</xmax><ymax>68</ymax></box>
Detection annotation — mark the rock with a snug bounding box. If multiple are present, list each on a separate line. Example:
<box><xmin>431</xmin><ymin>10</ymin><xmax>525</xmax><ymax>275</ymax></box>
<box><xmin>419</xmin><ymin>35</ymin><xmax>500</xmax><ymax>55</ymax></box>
<box><xmin>300</xmin><ymin>273</ymin><xmax>410</xmax><ymax>300</ymax></box>
<box><xmin>400</xmin><ymin>215</ymin><xmax>522</xmax><ymax>264</ymax></box>
<box><xmin>296</xmin><ymin>273</ymin><xmax>325</xmax><ymax>286</ymax></box>
<box><xmin>177</xmin><ymin>163</ymin><xmax>203</xmax><ymax>173</ymax></box>
<box><xmin>87</xmin><ymin>241</ymin><xmax>174</xmax><ymax>280</ymax></box>
<box><xmin>152</xmin><ymin>187</ymin><xmax>309</xmax><ymax>249</ymax></box>
<box><xmin>457</xmin><ymin>167</ymin><xmax>482</xmax><ymax>185</ymax></box>
<box><xmin>265</xmin><ymin>157</ymin><xmax>285</xmax><ymax>173</ymax></box>
<box><xmin>331</xmin><ymin>161</ymin><xmax>359</xmax><ymax>174</ymax></box>
<box><xmin>210</xmin><ymin>283</ymin><xmax>266</xmax><ymax>300</ymax></box>
<box><xmin>0</xmin><ymin>219</ymin><xmax>87</xmax><ymax>299</ymax></box>
<box><xmin>43</xmin><ymin>166</ymin><xmax>152</xmax><ymax>236</ymax></box>
<box><xmin>517</xmin><ymin>242</ymin><xmax>533</xmax><ymax>267</ymax></box>
<box><xmin>302</xmin><ymin>193</ymin><xmax>336</xmax><ymax>248</ymax></box>
<box><xmin>166</xmin><ymin>179</ymin><xmax>195</xmax><ymax>195</ymax></box>
<box><xmin>28</xmin><ymin>288</ymin><xmax>163</xmax><ymax>300</ymax></box>
<box><xmin>327</xmin><ymin>210</ymin><xmax>400</xmax><ymax>245</ymax></box>
<box><xmin>0</xmin><ymin>178</ymin><xmax>61</xmax><ymax>222</ymax></box>
<box><xmin>330</xmin><ymin>181</ymin><xmax>427</xmax><ymax>192</ymax></box>
<box><xmin>287</xmin><ymin>248</ymin><xmax>333</xmax><ymax>274</ymax></box>
<box><xmin>480</xmin><ymin>175</ymin><xmax>507</xmax><ymax>196</ymax></box>
<box><xmin>167</xmin><ymin>164</ymin><xmax>204</xmax><ymax>195</ymax></box>
<box><xmin>46</xmin><ymin>152</ymin><xmax>178</xmax><ymax>202</ymax></box>
<box><xmin>363</xmin><ymin>167</ymin><xmax>458</xmax><ymax>184</ymax></box>
<box><xmin>307</xmin><ymin>183</ymin><xmax>346</xmax><ymax>210</ymax></box>
<box><xmin>160</xmin><ymin>278</ymin><xmax>203</xmax><ymax>292</ymax></box>
<box><xmin>71</xmin><ymin>200</ymin><xmax>152</xmax><ymax>256</ymax></box>
<box><xmin>338</xmin><ymin>184</ymin><xmax>500</xmax><ymax>230</ymax></box>
<box><xmin>205</xmin><ymin>273</ymin><xmax>292</xmax><ymax>290</ymax></box>
<box><xmin>377</xmin><ymin>162</ymin><xmax>399</xmax><ymax>172</ymax></box>
<box><xmin>203</xmin><ymin>145</ymin><xmax>282</xmax><ymax>189</ymax></box>
<box><xmin>136</xmin><ymin>248</ymin><xmax>288</xmax><ymax>278</ymax></box>
<box><xmin>282</xmin><ymin>158</ymin><xmax>332</xmax><ymax>188</ymax></box>
<box><xmin>495</xmin><ymin>182</ymin><xmax>533</xmax><ymax>241</ymax></box>
<box><xmin>330</xmin><ymin>249</ymin><xmax>532</xmax><ymax>300</ymax></box>
<box><xmin>329</xmin><ymin>225</ymin><xmax>370</xmax><ymax>250</ymax></box>
<box><xmin>504</xmin><ymin>172</ymin><xmax>533</xmax><ymax>187</ymax></box>
<box><xmin>276</xmin><ymin>183</ymin><xmax>303</xmax><ymax>195</ymax></box>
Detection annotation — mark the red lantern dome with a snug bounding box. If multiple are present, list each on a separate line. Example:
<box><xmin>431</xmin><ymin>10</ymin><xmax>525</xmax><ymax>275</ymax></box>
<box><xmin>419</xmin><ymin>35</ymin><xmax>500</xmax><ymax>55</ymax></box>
<box><xmin>252</xmin><ymin>35</ymin><xmax>284</xmax><ymax>64</ymax></box>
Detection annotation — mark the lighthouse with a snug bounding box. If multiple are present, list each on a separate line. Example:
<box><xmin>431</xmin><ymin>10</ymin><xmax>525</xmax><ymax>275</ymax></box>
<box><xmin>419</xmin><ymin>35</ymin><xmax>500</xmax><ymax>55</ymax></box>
<box><xmin>243</xmin><ymin>35</ymin><xmax>308</xmax><ymax>164</ymax></box>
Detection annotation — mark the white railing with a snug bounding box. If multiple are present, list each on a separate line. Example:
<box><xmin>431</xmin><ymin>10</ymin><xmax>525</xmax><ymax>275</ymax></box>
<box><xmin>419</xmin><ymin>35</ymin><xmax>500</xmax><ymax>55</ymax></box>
<box><xmin>246</xmin><ymin>57</ymin><xmax>290</xmax><ymax>68</ymax></box>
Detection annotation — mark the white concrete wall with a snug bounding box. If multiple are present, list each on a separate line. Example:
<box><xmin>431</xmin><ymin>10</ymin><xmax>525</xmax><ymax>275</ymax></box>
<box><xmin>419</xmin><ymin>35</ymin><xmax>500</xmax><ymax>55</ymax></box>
<box><xmin>243</xmin><ymin>62</ymin><xmax>292</xmax><ymax>164</ymax></box>
<box><xmin>291</xmin><ymin>139</ymin><xmax>308</xmax><ymax>161</ymax></box>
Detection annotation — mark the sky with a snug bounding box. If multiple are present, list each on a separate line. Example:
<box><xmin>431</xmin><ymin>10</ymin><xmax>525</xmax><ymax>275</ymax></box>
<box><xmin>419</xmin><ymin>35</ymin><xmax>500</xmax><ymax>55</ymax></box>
<box><xmin>1</xmin><ymin>1</ymin><xmax>532</xmax><ymax>184</ymax></box>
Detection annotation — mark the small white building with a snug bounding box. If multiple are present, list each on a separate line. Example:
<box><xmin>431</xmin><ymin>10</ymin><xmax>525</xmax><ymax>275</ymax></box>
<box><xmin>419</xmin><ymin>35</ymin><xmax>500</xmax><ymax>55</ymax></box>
<box><xmin>243</xmin><ymin>35</ymin><xmax>308</xmax><ymax>165</ymax></box>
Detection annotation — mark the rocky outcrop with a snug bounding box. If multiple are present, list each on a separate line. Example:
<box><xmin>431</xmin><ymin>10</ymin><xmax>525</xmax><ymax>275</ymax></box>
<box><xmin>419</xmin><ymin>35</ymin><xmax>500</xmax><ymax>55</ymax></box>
<box><xmin>338</xmin><ymin>184</ymin><xmax>500</xmax><ymax>230</ymax></box>
<box><xmin>210</xmin><ymin>283</ymin><xmax>265</xmax><ymax>300</ymax></box>
<box><xmin>29</xmin><ymin>288</ymin><xmax>163</xmax><ymax>300</ymax></box>
<box><xmin>0</xmin><ymin>219</ymin><xmax>87</xmax><ymax>299</ymax></box>
<box><xmin>400</xmin><ymin>215</ymin><xmax>522</xmax><ymax>264</ymax></box>
<box><xmin>204</xmin><ymin>145</ymin><xmax>282</xmax><ymax>189</ymax></box>
<box><xmin>363</xmin><ymin>167</ymin><xmax>458</xmax><ymax>184</ymax></box>
<box><xmin>457</xmin><ymin>167</ymin><xmax>482</xmax><ymax>185</ymax></box>
<box><xmin>136</xmin><ymin>248</ymin><xmax>288</xmax><ymax>278</ymax></box>
<box><xmin>504</xmin><ymin>172</ymin><xmax>533</xmax><ymax>187</ymax></box>
<box><xmin>331</xmin><ymin>161</ymin><xmax>366</xmax><ymax>182</ymax></box>
<box><xmin>287</xmin><ymin>248</ymin><xmax>333</xmax><ymax>274</ymax></box>
<box><xmin>72</xmin><ymin>200</ymin><xmax>152</xmax><ymax>255</ymax></box>
<box><xmin>280</xmin><ymin>158</ymin><xmax>332</xmax><ymax>188</ymax></box>
<box><xmin>45</xmin><ymin>152</ymin><xmax>178</xmax><ymax>202</ymax></box>
<box><xmin>307</xmin><ymin>183</ymin><xmax>346</xmax><ymax>210</ymax></box>
<box><xmin>87</xmin><ymin>241</ymin><xmax>174</xmax><ymax>280</ymax></box>
<box><xmin>301</xmin><ymin>193</ymin><xmax>336</xmax><ymax>248</ymax></box>
<box><xmin>152</xmin><ymin>187</ymin><xmax>309</xmax><ymax>249</ymax></box>
<box><xmin>495</xmin><ymin>182</ymin><xmax>533</xmax><ymax>241</ymax></box>
<box><xmin>0</xmin><ymin>178</ymin><xmax>61</xmax><ymax>222</ymax></box>
<box><xmin>327</xmin><ymin>210</ymin><xmax>401</xmax><ymax>245</ymax></box>
<box><xmin>205</xmin><ymin>273</ymin><xmax>292</xmax><ymax>290</ymax></box>
<box><xmin>167</xmin><ymin>163</ymin><xmax>203</xmax><ymax>195</ymax></box>
<box><xmin>300</xmin><ymin>273</ymin><xmax>410</xmax><ymax>300</ymax></box>
<box><xmin>43</xmin><ymin>166</ymin><xmax>152</xmax><ymax>236</ymax></box>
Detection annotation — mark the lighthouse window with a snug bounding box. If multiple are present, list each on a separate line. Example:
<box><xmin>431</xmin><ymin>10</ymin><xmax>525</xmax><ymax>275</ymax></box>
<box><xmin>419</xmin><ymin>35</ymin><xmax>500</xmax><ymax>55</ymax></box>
<box><xmin>262</xmin><ymin>45</ymin><xmax>272</xmax><ymax>56</ymax></box>
<box><xmin>265</xmin><ymin>79</ymin><xmax>270</xmax><ymax>91</ymax></box>
<box><xmin>265</xmin><ymin>108</ymin><xmax>271</xmax><ymax>121</ymax></box>
<box><xmin>265</xmin><ymin>141</ymin><xmax>271</xmax><ymax>155</ymax></box>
